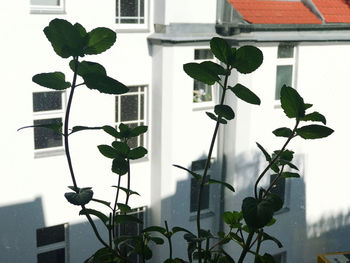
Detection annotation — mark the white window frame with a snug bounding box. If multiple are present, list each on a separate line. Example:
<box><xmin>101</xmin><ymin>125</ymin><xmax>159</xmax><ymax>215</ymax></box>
<box><xmin>30</xmin><ymin>0</ymin><xmax>65</xmax><ymax>14</ymax></box>
<box><xmin>192</xmin><ymin>48</ymin><xmax>216</xmax><ymax>110</ymax></box>
<box><xmin>115</xmin><ymin>85</ymin><xmax>148</xmax><ymax>150</ymax></box>
<box><xmin>33</xmin><ymin>90</ymin><xmax>66</xmax><ymax>158</ymax></box>
<box><xmin>36</xmin><ymin>223</ymin><xmax>69</xmax><ymax>263</ymax></box>
<box><xmin>115</xmin><ymin>0</ymin><xmax>149</xmax><ymax>32</ymax></box>
<box><xmin>275</xmin><ymin>44</ymin><xmax>298</xmax><ymax>103</ymax></box>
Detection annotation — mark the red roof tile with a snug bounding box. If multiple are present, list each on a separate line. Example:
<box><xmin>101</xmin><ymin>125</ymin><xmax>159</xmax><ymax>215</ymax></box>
<box><xmin>313</xmin><ymin>0</ymin><xmax>350</xmax><ymax>23</ymax></box>
<box><xmin>228</xmin><ymin>0</ymin><xmax>322</xmax><ymax>24</ymax></box>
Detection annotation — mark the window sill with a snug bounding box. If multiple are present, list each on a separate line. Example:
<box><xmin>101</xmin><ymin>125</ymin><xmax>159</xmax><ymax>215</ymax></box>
<box><xmin>189</xmin><ymin>210</ymin><xmax>214</xmax><ymax>221</ymax></box>
<box><xmin>30</xmin><ymin>7</ymin><xmax>66</xmax><ymax>14</ymax></box>
<box><xmin>34</xmin><ymin>148</ymin><xmax>65</xmax><ymax>159</ymax></box>
<box><xmin>130</xmin><ymin>156</ymin><xmax>149</xmax><ymax>164</ymax></box>
<box><xmin>192</xmin><ymin>103</ymin><xmax>215</xmax><ymax>112</ymax></box>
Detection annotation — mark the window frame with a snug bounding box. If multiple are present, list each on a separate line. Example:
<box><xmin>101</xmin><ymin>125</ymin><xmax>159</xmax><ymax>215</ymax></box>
<box><xmin>275</xmin><ymin>44</ymin><xmax>297</xmax><ymax>102</ymax></box>
<box><xmin>32</xmin><ymin>90</ymin><xmax>66</xmax><ymax>158</ymax></box>
<box><xmin>36</xmin><ymin>223</ymin><xmax>69</xmax><ymax>263</ymax></box>
<box><xmin>30</xmin><ymin>0</ymin><xmax>65</xmax><ymax>14</ymax></box>
<box><xmin>189</xmin><ymin>158</ymin><xmax>215</xmax><ymax>219</ymax></box>
<box><xmin>115</xmin><ymin>85</ymin><xmax>148</xmax><ymax>152</ymax></box>
<box><xmin>192</xmin><ymin>48</ymin><xmax>216</xmax><ymax>110</ymax></box>
<box><xmin>115</xmin><ymin>0</ymin><xmax>149</xmax><ymax>32</ymax></box>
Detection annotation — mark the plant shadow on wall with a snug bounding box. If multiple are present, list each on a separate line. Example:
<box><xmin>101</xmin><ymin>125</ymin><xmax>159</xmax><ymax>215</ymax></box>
<box><xmin>19</xmin><ymin>18</ymin><xmax>334</xmax><ymax>263</ymax></box>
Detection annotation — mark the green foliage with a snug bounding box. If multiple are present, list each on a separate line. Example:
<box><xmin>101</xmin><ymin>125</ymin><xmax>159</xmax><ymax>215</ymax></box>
<box><xmin>28</xmin><ymin>20</ymin><xmax>334</xmax><ymax>263</ymax></box>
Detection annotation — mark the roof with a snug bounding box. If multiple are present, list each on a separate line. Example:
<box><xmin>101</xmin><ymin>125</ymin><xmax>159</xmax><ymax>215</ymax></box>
<box><xmin>228</xmin><ymin>0</ymin><xmax>322</xmax><ymax>24</ymax></box>
<box><xmin>313</xmin><ymin>0</ymin><xmax>350</xmax><ymax>23</ymax></box>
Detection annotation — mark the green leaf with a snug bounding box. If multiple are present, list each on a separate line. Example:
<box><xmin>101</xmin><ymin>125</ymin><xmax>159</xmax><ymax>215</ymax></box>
<box><xmin>173</xmin><ymin>164</ymin><xmax>202</xmax><ymax>180</ymax></box>
<box><xmin>304</xmin><ymin>103</ymin><xmax>313</xmax><ymax>110</ymax></box>
<box><xmin>208</xmin><ymin>179</ymin><xmax>235</xmax><ymax>192</ymax></box>
<box><xmin>112</xmin><ymin>141</ymin><xmax>130</xmax><ymax>156</ymax></box>
<box><xmin>79</xmin><ymin>208</ymin><xmax>109</xmax><ymax>224</ymax></box>
<box><xmin>272</xmin><ymin>127</ymin><xmax>293</xmax><ymax>138</ymax></box>
<box><xmin>255</xmin><ymin>253</ymin><xmax>276</xmax><ymax>263</ymax></box>
<box><xmin>281</xmin><ymin>172</ymin><xmax>300</xmax><ymax>178</ymax></box>
<box><xmin>296</xmin><ymin>125</ymin><xmax>334</xmax><ymax>139</ymax></box>
<box><xmin>92</xmin><ymin>247</ymin><xmax>115</xmax><ymax>263</ymax></box>
<box><xmin>150</xmin><ymin>237</ymin><xmax>164</xmax><ymax>245</ymax></box>
<box><xmin>91</xmin><ymin>198</ymin><xmax>111</xmax><ymax>208</ymax></box>
<box><xmin>83</xmin><ymin>74</ymin><xmax>129</xmax><ymax>95</ymax></box>
<box><xmin>119</xmin><ymin>123</ymin><xmax>132</xmax><ymax>138</ymax></box>
<box><xmin>285</xmin><ymin>162</ymin><xmax>299</xmax><ymax>171</ymax></box>
<box><xmin>44</xmin><ymin>19</ymin><xmax>87</xmax><ymax>58</ymax></box>
<box><xmin>200</xmin><ymin>61</ymin><xmax>227</xmax><ymax>75</ymax></box>
<box><xmin>280</xmin><ymin>85</ymin><xmax>305</xmax><ymax>119</ymax></box>
<box><xmin>97</xmin><ymin>145</ymin><xmax>118</xmax><ymax>159</ymax></box>
<box><xmin>229</xmin><ymin>84</ymin><xmax>261</xmax><ymax>105</ymax></box>
<box><xmin>210</xmin><ymin>37</ymin><xmax>231</xmax><ymax>64</ymax></box>
<box><xmin>71</xmin><ymin>126</ymin><xmax>103</xmax><ymax>134</ymax></box>
<box><xmin>266</xmin><ymin>218</ymin><xmax>276</xmax><ymax>227</ymax></box>
<box><xmin>302</xmin><ymin>111</ymin><xmax>327</xmax><ymax>125</ymax></box>
<box><xmin>262</xmin><ymin>232</ymin><xmax>283</xmax><ymax>248</ymax></box>
<box><xmin>69</xmin><ymin>60</ymin><xmax>106</xmax><ymax>76</ymax></box>
<box><xmin>33</xmin><ymin>72</ymin><xmax>71</xmax><ymax>90</ymax></box>
<box><xmin>172</xmin><ymin>226</ymin><xmax>194</xmax><ymax>235</ymax></box>
<box><xmin>183</xmin><ymin>63</ymin><xmax>220</xmax><ymax>85</ymax></box>
<box><xmin>65</xmin><ymin>188</ymin><xmax>93</xmax><ymax>206</ymax></box>
<box><xmin>112</xmin><ymin>157</ymin><xmax>128</xmax><ymax>175</ymax></box>
<box><xmin>102</xmin><ymin>125</ymin><xmax>121</xmax><ymax>138</ymax></box>
<box><xmin>130</xmin><ymin>125</ymin><xmax>148</xmax><ymax>137</ymax></box>
<box><xmin>17</xmin><ymin>122</ymin><xmax>63</xmax><ymax>135</ymax></box>
<box><xmin>242</xmin><ymin>197</ymin><xmax>274</xmax><ymax>229</ymax></box>
<box><xmin>233</xmin><ymin>45</ymin><xmax>263</xmax><ymax>74</ymax></box>
<box><xmin>128</xmin><ymin>146</ymin><xmax>148</xmax><ymax>160</ymax></box>
<box><xmin>117</xmin><ymin>203</ymin><xmax>131</xmax><ymax>213</ymax></box>
<box><xmin>142</xmin><ymin>226</ymin><xmax>167</xmax><ymax>234</ymax></box>
<box><xmin>265</xmin><ymin>193</ymin><xmax>283</xmax><ymax>212</ymax></box>
<box><xmin>256</xmin><ymin>143</ymin><xmax>271</xmax><ymax>162</ymax></box>
<box><xmin>114</xmin><ymin>214</ymin><xmax>142</xmax><ymax>225</ymax></box>
<box><xmin>84</xmin><ymin>27</ymin><xmax>116</xmax><ymax>55</ymax></box>
<box><xmin>111</xmin><ymin>185</ymin><xmax>140</xmax><ymax>196</ymax></box>
<box><xmin>214</xmin><ymin>105</ymin><xmax>235</xmax><ymax>120</ymax></box>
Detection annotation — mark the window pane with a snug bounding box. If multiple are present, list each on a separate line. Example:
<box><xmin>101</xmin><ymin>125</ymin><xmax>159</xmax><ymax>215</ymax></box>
<box><xmin>121</xmin><ymin>95</ymin><xmax>138</xmax><ymax>122</ymax></box>
<box><xmin>270</xmin><ymin>174</ymin><xmax>285</xmax><ymax>204</ymax></box>
<box><xmin>33</xmin><ymin>92</ymin><xmax>62</xmax><ymax>112</ymax></box>
<box><xmin>126</xmin><ymin>122</ymin><xmax>138</xmax><ymax>148</ymax></box>
<box><xmin>190</xmin><ymin>176</ymin><xmax>209</xmax><ymax>212</ymax></box>
<box><xmin>140</xmin><ymin>94</ymin><xmax>144</xmax><ymax>120</ymax></box>
<box><xmin>193</xmin><ymin>81</ymin><xmax>212</xmax><ymax>103</ymax></box>
<box><xmin>120</xmin><ymin>0</ymin><xmax>138</xmax><ymax>17</ymax></box>
<box><xmin>128</xmin><ymin>86</ymin><xmax>139</xmax><ymax>93</ymax></box>
<box><xmin>121</xmin><ymin>18</ymin><xmax>138</xmax><ymax>24</ymax></box>
<box><xmin>192</xmin><ymin>159</ymin><xmax>207</xmax><ymax>171</ymax></box>
<box><xmin>34</xmin><ymin>118</ymin><xmax>63</xmax><ymax>150</ymax></box>
<box><xmin>278</xmin><ymin>45</ymin><xmax>294</xmax><ymax>58</ymax></box>
<box><xmin>115</xmin><ymin>97</ymin><xmax>119</xmax><ymax>122</ymax></box>
<box><xmin>275</xmin><ymin>65</ymin><xmax>293</xmax><ymax>100</ymax></box>
<box><xmin>194</xmin><ymin>49</ymin><xmax>213</xmax><ymax>60</ymax></box>
<box><xmin>140</xmin><ymin>0</ymin><xmax>144</xmax><ymax>17</ymax></box>
<box><xmin>31</xmin><ymin>0</ymin><xmax>60</xmax><ymax>6</ymax></box>
<box><xmin>37</xmin><ymin>248</ymin><xmax>65</xmax><ymax>263</ymax></box>
<box><xmin>37</xmin><ymin>224</ymin><xmax>65</xmax><ymax>247</ymax></box>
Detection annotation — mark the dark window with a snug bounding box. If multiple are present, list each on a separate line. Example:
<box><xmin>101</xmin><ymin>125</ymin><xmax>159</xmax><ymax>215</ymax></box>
<box><xmin>34</xmin><ymin>118</ymin><xmax>63</xmax><ymax>150</ymax></box>
<box><xmin>37</xmin><ymin>224</ymin><xmax>65</xmax><ymax>247</ymax></box>
<box><xmin>37</xmin><ymin>248</ymin><xmax>65</xmax><ymax>263</ymax></box>
<box><xmin>115</xmin><ymin>86</ymin><xmax>146</xmax><ymax>148</ymax></box>
<box><xmin>115</xmin><ymin>207</ymin><xmax>145</xmax><ymax>263</ymax></box>
<box><xmin>33</xmin><ymin>91</ymin><xmax>62</xmax><ymax>112</ymax></box>
<box><xmin>116</xmin><ymin>0</ymin><xmax>145</xmax><ymax>24</ymax></box>
<box><xmin>270</xmin><ymin>174</ymin><xmax>286</xmax><ymax>204</ymax></box>
<box><xmin>273</xmin><ymin>251</ymin><xmax>286</xmax><ymax>263</ymax></box>
<box><xmin>190</xmin><ymin>160</ymin><xmax>210</xmax><ymax>212</ymax></box>
<box><xmin>194</xmin><ymin>49</ymin><xmax>213</xmax><ymax>60</ymax></box>
<box><xmin>275</xmin><ymin>65</ymin><xmax>293</xmax><ymax>100</ymax></box>
<box><xmin>193</xmin><ymin>81</ymin><xmax>212</xmax><ymax>103</ymax></box>
<box><xmin>278</xmin><ymin>45</ymin><xmax>294</xmax><ymax>59</ymax></box>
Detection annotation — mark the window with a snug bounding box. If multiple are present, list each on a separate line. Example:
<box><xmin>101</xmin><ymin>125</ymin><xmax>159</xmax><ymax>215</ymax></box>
<box><xmin>115</xmin><ymin>85</ymin><xmax>147</xmax><ymax>149</ymax></box>
<box><xmin>33</xmin><ymin>91</ymin><xmax>65</xmax><ymax>156</ymax></box>
<box><xmin>275</xmin><ymin>45</ymin><xmax>296</xmax><ymax>100</ymax></box>
<box><xmin>30</xmin><ymin>0</ymin><xmax>65</xmax><ymax>14</ymax></box>
<box><xmin>115</xmin><ymin>0</ymin><xmax>148</xmax><ymax>31</ymax></box>
<box><xmin>270</xmin><ymin>174</ymin><xmax>286</xmax><ymax>205</ymax></box>
<box><xmin>190</xmin><ymin>159</ymin><xmax>210</xmax><ymax>213</ymax></box>
<box><xmin>273</xmin><ymin>251</ymin><xmax>287</xmax><ymax>263</ymax></box>
<box><xmin>193</xmin><ymin>49</ymin><xmax>215</xmax><ymax>104</ymax></box>
<box><xmin>36</xmin><ymin>223</ymin><xmax>69</xmax><ymax>263</ymax></box>
<box><xmin>115</xmin><ymin>207</ymin><xmax>146</xmax><ymax>263</ymax></box>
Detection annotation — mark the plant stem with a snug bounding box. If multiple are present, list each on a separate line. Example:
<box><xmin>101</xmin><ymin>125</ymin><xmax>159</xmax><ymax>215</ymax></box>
<box><xmin>237</xmin><ymin>231</ymin><xmax>254</xmax><ymax>263</ymax></box>
<box><xmin>263</xmin><ymin>165</ymin><xmax>285</xmax><ymax>198</ymax></box>
<box><xmin>64</xmin><ymin>58</ymin><xmax>108</xmax><ymax>248</ymax></box>
<box><xmin>165</xmin><ymin>221</ymin><xmax>173</xmax><ymax>260</ymax></box>
<box><xmin>125</xmin><ymin>159</ymin><xmax>131</xmax><ymax>205</ymax></box>
<box><xmin>197</xmin><ymin>67</ymin><xmax>230</xmax><ymax>263</ymax></box>
<box><xmin>254</xmin><ymin>120</ymin><xmax>299</xmax><ymax>199</ymax></box>
<box><xmin>112</xmin><ymin>175</ymin><xmax>122</xmax><ymax>239</ymax></box>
